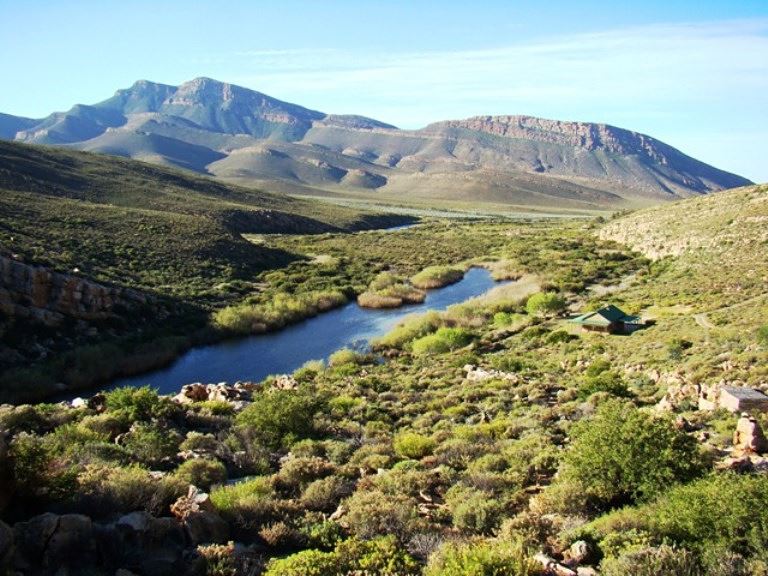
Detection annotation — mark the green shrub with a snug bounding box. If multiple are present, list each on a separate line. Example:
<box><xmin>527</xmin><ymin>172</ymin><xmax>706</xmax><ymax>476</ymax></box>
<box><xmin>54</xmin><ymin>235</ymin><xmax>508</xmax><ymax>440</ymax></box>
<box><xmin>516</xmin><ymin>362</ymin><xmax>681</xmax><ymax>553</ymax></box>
<box><xmin>448</xmin><ymin>489</ymin><xmax>504</xmax><ymax>534</ymax></box>
<box><xmin>175</xmin><ymin>458</ymin><xmax>227</xmax><ymax>489</ymax></box>
<box><xmin>372</xmin><ymin>311</ymin><xmax>442</xmax><ymax>349</ymax></box>
<box><xmin>121</xmin><ymin>422</ymin><xmax>181</xmax><ymax>467</ymax></box>
<box><xmin>648</xmin><ymin>473</ymin><xmax>768</xmax><ymax>556</ymax></box>
<box><xmin>578</xmin><ymin>371</ymin><xmax>631</xmax><ymax>399</ymax></box>
<box><xmin>667</xmin><ymin>338</ymin><xmax>693</xmax><ymax>360</ymax></box>
<box><xmin>263</xmin><ymin>549</ymin><xmax>338</xmax><ymax>576</ymax></box>
<box><xmin>210</xmin><ymin>476</ymin><xmax>274</xmax><ymax>516</ymax></box>
<box><xmin>758</xmin><ymin>325</ymin><xmax>768</xmax><ymax>345</ymax></box>
<box><xmin>412</xmin><ymin>327</ymin><xmax>473</xmax><ymax>356</ymax></box>
<box><xmin>394</xmin><ymin>432</ymin><xmax>436</xmax><ymax>459</ymax></box>
<box><xmin>214</xmin><ymin>290</ymin><xmax>346</xmax><ymax>334</ymax></box>
<box><xmin>525</xmin><ymin>292</ymin><xmax>566</xmax><ymax>316</ymax></box>
<box><xmin>557</xmin><ymin>400</ymin><xmax>706</xmax><ymax>509</ymax></box>
<box><xmin>425</xmin><ymin>539</ymin><xmax>541</xmax><ymax>576</ymax></box>
<box><xmin>263</xmin><ymin>536</ymin><xmax>419</xmax><ymax>576</ymax></box>
<box><xmin>235</xmin><ymin>388</ymin><xmax>323</xmax><ymax>450</ymax></box>
<box><xmin>104</xmin><ymin>386</ymin><xmax>172</xmax><ymax>421</ymax></box>
<box><xmin>344</xmin><ymin>490</ymin><xmax>421</xmax><ymax>542</ymax></box>
<box><xmin>301</xmin><ymin>476</ymin><xmax>352</xmax><ymax>511</ymax></box>
<box><xmin>411</xmin><ymin>265</ymin><xmax>464</xmax><ymax>289</ymax></box>
<box><xmin>328</xmin><ymin>348</ymin><xmax>363</xmax><ymax>367</ymax></box>
<box><xmin>76</xmin><ymin>464</ymin><xmax>186</xmax><ymax>517</ymax></box>
<box><xmin>601</xmin><ymin>545</ymin><xmax>701</xmax><ymax>576</ymax></box>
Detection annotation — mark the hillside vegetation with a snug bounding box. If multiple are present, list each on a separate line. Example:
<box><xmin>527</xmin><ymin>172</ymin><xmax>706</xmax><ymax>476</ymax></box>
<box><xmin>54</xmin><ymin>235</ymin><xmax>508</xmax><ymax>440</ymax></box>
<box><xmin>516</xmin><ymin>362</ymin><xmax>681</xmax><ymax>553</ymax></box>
<box><xmin>2</xmin><ymin>166</ymin><xmax>768</xmax><ymax>574</ymax></box>
<box><xmin>0</xmin><ymin>141</ymin><xmax>409</xmax><ymax>401</ymax></box>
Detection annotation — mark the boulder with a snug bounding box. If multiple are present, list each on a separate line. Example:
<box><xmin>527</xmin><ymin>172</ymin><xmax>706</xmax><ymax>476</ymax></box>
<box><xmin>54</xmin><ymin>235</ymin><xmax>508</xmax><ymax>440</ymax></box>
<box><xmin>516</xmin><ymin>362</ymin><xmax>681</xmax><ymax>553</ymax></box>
<box><xmin>563</xmin><ymin>540</ymin><xmax>593</xmax><ymax>566</ymax></box>
<box><xmin>171</xmin><ymin>486</ymin><xmax>229</xmax><ymax>545</ymax></box>
<box><xmin>12</xmin><ymin>513</ymin><xmax>95</xmax><ymax>574</ymax></box>
<box><xmin>0</xmin><ymin>520</ymin><xmax>12</xmax><ymax>570</ymax></box>
<box><xmin>87</xmin><ymin>392</ymin><xmax>107</xmax><ymax>412</ymax></box>
<box><xmin>102</xmin><ymin>512</ymin><xmax>188</xmax><ymax>576</ymax></box>
<box><xmin>733</xmin><ymin>413</ymin><xmax>768</xmax><ymax>456</ymax></box>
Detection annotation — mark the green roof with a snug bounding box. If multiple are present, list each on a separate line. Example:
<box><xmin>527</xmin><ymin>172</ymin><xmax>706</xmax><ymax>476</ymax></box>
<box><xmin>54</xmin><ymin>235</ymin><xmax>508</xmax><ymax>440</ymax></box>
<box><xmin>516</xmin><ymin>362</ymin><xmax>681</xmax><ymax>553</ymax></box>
<box><xmin>569</xmin><ymin>305</ymin><xmax>639</xmax><ymax>326</ymax></box>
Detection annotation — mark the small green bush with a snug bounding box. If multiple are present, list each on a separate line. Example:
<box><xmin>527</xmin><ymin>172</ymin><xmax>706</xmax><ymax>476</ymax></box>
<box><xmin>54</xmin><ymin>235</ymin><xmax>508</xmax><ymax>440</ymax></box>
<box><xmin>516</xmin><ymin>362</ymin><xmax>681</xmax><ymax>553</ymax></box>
<box><xmin>121</xmin><ymin>422</ymin><xmax>181</xmax><ymax>467</ymax></box>
<box><xmin>425</xmin><ymin>539</ymin><xmax>541</xmax><ymax>576</ymax></box>
<box><xmin>411</xmin><ymin>265</ymin><xmax>464</xmax><ymax>289</ymax></box>
<box><xmin>412</xmin><ymin>327</ymin><xmax>473</xmax><ymax>356</ymax></box>
<box><xmin>104</xmin><ymin>386</ymin><xmax>172</xmax><ymax>421</ymax></box>
<box><xmin>175</xmin><ymin>458</ymin><xmax>227</xmax><ymax>489</ymax></box>
<box><xmin>525</xmin><ymin>292</ymin><xmax>566</xmax><ymax>316</ymax></box>
<box><xmin>757</xmin><ymin>325</ymin><xmax>768</xmax><ymax>345</ymax></box>
<box><xmin>235</xmin><ymin>388</ymin><xmax>323</xmax><ymax>450</ymax></box>
<box><xmin>328</xmin><ymin>348</ymin><xmax>363</xmax><ymax>367</ymax></box>
<box><xmin>344</xmin><ymin>490</ymin><xmax>421</xmax><ymax>542</ymax></box>
<box><xmin>601</xmin><ymin>545</ymin><xmax>701</xmax><ymax>576</ymax></box>
<box><xmin>372</xmin><ymin>311</ymin><xmax>442</xmax><ymax>349</ymax></box>
<box><xmin>210</xmin><ymin>476</ymin><xmax>274</xmax><ymax>516</ymax></box>
<box><xmin>394</xmin><ymin>432</ymin><xmax>436</xmax><ymax>459</ymax></box>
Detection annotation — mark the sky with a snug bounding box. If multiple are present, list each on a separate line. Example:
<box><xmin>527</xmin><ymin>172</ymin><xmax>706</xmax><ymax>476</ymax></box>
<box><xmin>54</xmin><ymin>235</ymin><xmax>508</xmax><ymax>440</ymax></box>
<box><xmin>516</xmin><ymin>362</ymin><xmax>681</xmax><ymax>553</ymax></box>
<box><xmin>1</xmin><ymin>1</ymin><xmax>767</xmax><ymax>181</ymax></box>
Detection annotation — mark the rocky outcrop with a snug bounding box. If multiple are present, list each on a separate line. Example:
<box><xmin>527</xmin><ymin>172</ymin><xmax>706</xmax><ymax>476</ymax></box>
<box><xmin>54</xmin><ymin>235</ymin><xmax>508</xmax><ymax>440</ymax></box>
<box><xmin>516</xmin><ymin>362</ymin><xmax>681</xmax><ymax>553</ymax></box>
<box><xmin>172</xmin><ymin>381</ymin><xmax>257</xmax><ymax>406</ymax></box>
<box><xmin>12</xmin><ymin>513</ymin><xmax>96</xmax><ymax>574</ymax></box>
<box><xmin>9</xmin><ymin>509</ymin><xmax>200</xmax><ymax>576</ymax></box>
<box><xmin>171</xmin><ymin>486</ymin><xmax>229</xmax><ymax>545</ymax></box>
<box><xmin>0</xmin><ymin>254</ymin><xmax>152</xmax><ymax>326</ymax></box>
<box><xmin>733</xmin><ymin>414</ymin><xmax>768</xmax><ymax>456</ymax></box>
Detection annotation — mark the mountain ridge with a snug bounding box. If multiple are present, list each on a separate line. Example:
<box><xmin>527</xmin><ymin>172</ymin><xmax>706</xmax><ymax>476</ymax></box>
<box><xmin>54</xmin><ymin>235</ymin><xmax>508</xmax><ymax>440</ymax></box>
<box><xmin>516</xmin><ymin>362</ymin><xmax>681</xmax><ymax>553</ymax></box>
<box><xmin>1</xmin><ymin>77</ymin><xmax>752</xmax><ymax>210</ymax></box>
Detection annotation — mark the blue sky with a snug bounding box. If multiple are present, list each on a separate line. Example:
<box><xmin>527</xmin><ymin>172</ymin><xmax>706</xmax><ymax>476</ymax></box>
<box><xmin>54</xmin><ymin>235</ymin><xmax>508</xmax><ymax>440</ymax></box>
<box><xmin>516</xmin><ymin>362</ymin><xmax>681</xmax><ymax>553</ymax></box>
<box><xmin>1</xmin><ymin>1</ymin><xmax>767</xmax><ymax>181</ymax></box>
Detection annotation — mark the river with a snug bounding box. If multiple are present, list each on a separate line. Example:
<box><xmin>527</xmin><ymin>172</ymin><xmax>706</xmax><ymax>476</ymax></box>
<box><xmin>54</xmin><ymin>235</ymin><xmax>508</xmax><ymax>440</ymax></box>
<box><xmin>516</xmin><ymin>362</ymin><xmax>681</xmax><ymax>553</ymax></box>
<box><xmin>102</xmin><ymin>267</ymin><xmax>503</xmax><ymax>395</ymax></box>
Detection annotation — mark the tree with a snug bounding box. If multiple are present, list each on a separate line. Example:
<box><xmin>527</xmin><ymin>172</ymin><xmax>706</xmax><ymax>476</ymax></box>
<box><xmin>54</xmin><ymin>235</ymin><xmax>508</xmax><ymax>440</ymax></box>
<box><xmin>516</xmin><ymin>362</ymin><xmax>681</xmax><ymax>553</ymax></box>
<box><xmin>525</xmin><ymin>292</ymin><xmax>566</xmax><ymax>316</ymax></box>
<box><xmin>559</xmin><ymin>400</ymin><xmax>705</xmax><ymax>508</ymax></box>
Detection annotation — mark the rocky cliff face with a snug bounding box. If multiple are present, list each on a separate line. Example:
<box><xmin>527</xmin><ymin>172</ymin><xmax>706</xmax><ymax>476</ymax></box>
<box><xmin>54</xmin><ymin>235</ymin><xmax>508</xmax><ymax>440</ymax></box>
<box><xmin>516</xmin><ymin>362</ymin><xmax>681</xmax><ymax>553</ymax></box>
<box><xmin>425</xmin><ymin>115</ymin><xmax>670</xmax><ymax>159</ymax></box>
<box><xmin>0</xmin><ymin>255</ymin><xmax>151</xmax><ymax>326</ymax></box>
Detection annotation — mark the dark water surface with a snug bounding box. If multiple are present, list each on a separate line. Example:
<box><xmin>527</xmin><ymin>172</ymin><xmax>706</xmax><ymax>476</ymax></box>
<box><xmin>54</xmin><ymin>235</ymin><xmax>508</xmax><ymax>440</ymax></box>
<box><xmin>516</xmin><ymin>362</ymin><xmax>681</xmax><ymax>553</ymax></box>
<box><xmin>103</xmin><ymin>267</ymin><xmax>501</xmax><ymax>395</ymax></box>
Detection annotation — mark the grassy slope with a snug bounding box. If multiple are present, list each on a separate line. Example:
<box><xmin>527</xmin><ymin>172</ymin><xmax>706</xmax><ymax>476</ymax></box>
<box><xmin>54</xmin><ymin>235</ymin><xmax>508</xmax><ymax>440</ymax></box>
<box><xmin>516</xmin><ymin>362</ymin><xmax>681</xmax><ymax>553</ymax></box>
<box><xmin>591</xmin><ymin>183</ymin><xmax>768</xmax><ymax>391</ymax></box>
<box><xmin>0</xmin><ymin>141</ymin><xmax>409</xmax><ymax>401</ymax></box>
<box><xmin>0</xmin><ymin>140</ymin><xmax>407</xmax><ymax>299</ymax></box>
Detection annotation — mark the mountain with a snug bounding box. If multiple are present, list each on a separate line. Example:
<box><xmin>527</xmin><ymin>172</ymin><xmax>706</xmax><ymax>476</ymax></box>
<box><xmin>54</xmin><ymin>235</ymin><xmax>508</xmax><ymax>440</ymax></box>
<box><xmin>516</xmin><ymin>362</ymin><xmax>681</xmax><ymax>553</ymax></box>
<box><xmin>1</xmin><ymin>78</ymin><xmax>752</xmax><ymax>210</ymax></box>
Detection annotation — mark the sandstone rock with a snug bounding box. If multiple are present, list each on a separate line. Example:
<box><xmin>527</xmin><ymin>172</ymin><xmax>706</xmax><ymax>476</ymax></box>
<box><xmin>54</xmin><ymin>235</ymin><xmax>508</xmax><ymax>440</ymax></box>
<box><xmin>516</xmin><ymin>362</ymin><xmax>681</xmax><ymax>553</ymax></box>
<box><xmin>733</xmin><ymin>413</ymin><xmax>768</xmax><ymax>456</ymax></box>
<box><xmin>273</xmin><ymin>375</ymin><xmax>298</xmax><ymax>390</ymax></box>
<box><xmin>0</xmin><ymin>254</ymin><xmax>151</xmax><ymax>327</ymax></box>
<box><xmin>563</xmin><ymin>540</ymin><xmax>592</xmax><ymax>566</ymax></box>
<box><xmin>174</xmin><ymin>383</ymin><xmax>209</xmax><ymax>404</ymax></box>
<box><xmin>171</xmin><ymin>486</ymin><xmax>229</xmax><ymax>545</ymax></box>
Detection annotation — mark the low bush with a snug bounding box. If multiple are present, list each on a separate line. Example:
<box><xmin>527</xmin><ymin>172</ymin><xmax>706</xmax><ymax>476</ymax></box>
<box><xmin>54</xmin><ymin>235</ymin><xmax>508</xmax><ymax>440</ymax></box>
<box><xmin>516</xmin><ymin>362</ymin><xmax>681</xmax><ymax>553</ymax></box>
<box><xmin>76</xmin><ymin>464</ymin><xmax>186</xmax><ymax>517</ymax></box>
<box><xmin>210</xmin><ymin>476</ymin><xmax>274</xmax><ymax>517</ymax></box>
<box><xmin>555</xmin><ymin>400</ymin><xmax>706</xmax><ymax>509</ymax></box>
<box><xmin>121</xmin><ymin>422</ymin><xmax>181</xmax><ymax>467</ymax></box>
<box><xmin>394</xmin><ymin>432</ymin><xmax>436</xmax><ymax>459</ymax></box>
<box><xmin>263</xmin><ymin>536</ymin><xmax>419</xmax><ymax>576</ymax></box>
<box><xmin>525</xmin><ymin>292</ymin><xmax>566</xmax><ymax>316</ymax></box>
<box><xmin>344</xmin><ymin>490</ymin><xmax>421</xmax><ymax>543</ymax></box>
<box><xmin>372</xmin><ymin>311</ymin><xmax>442</xmax><ymax>349</ymax></box>
<box><xmin>104</xmin><ymin>386</ymin><xmax>173</xmax><ymax>421</ymax></box>
<box><xmin>412</xmin><ymin>327</ymin><xmax>473</xmax><ymax>356</ymax></box>
<box><xmin>411</xmin><ymin>265</ymin><xmax>464</xmax><ymax>289</ymax></box>
<box><xmin>213</xmin><ymin>290</ymin><xmax>346</xmax><ymax>334</ymax></box>
<box><xmin>175</xmin><ymin>458</ymin><xmax>227</xmax><ymax>489</ymax></box>
<box><xmin>425</xmin><ymin>539</ymin><xmax>541</xmax><ymax>576</ymax></box>
<box><xmin>235</xmin><ymin>388</ymin><xmax>323</xmax><ymax>450</ymax></box>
